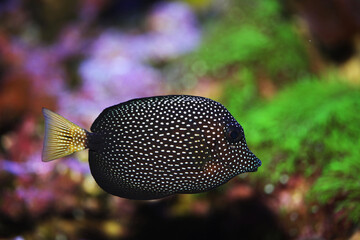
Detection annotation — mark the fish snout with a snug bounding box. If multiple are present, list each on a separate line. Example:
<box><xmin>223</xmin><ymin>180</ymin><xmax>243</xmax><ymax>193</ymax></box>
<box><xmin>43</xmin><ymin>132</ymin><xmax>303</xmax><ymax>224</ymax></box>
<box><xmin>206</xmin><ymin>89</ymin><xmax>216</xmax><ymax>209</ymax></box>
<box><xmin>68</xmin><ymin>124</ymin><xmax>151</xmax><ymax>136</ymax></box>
<box><xmin>256</xmin><ymin>158</ymin><xmax>262</xmax><ymax>167</ymax></box>
<box><xmin>248</xmin><ymin>153</ymin><xmax>261</xmax><ymax>172</ymax></box>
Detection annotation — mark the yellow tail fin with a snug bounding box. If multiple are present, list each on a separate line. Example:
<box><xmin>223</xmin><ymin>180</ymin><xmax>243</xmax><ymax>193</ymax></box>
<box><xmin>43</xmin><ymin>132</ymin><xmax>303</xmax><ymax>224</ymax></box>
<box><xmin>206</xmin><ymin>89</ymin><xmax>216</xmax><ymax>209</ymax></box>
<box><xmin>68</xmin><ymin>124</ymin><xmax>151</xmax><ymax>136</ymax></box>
<box><xmin>42</xmin><ymin>108</ymin><xmax>88</xmax><ymax>162</ymax></box>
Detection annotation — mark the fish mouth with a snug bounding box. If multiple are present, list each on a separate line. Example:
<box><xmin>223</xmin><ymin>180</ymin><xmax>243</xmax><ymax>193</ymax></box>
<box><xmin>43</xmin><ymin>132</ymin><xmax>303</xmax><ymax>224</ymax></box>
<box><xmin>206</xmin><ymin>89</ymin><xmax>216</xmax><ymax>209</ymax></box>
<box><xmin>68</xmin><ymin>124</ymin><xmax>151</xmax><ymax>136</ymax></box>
<box><xmin>256</xmin><ymin>158</ymin><xmax>262</xmax><ymax>167</ymax></box>
<box><xmin>248</xmin><ymin>158</ymin><xmax>262</xmax><ymax>172</ymax></box>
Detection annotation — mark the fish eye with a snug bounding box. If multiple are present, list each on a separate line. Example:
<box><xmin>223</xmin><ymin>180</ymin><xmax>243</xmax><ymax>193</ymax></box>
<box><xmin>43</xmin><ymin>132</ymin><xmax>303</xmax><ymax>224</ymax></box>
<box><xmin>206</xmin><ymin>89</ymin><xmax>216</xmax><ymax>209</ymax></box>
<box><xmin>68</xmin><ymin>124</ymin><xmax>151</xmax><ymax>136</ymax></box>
<box><xmin>225</xmin><ymin>126</ymin><xmax>243</xmax><ymax>143</ymax></box>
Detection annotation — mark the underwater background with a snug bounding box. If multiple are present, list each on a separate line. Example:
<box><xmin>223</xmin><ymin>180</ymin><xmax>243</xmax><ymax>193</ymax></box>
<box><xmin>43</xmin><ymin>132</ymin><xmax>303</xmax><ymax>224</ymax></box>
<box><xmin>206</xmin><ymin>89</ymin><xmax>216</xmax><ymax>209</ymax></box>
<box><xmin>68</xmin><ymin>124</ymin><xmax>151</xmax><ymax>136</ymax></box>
<box><xmin>0</xmin><ymin>0</ymin><xmax>359</xmax><ymax>239</ymax></box>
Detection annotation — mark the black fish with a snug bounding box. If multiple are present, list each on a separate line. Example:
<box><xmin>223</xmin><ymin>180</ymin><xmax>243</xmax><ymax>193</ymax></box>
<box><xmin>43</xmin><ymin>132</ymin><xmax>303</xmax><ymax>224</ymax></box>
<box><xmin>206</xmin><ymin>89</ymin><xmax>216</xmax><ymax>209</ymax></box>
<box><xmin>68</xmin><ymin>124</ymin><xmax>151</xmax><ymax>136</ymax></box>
<box><xmin>42</xmin><ymin>95</ymin><xmax>261</xmax><ymax>200</ymax></box>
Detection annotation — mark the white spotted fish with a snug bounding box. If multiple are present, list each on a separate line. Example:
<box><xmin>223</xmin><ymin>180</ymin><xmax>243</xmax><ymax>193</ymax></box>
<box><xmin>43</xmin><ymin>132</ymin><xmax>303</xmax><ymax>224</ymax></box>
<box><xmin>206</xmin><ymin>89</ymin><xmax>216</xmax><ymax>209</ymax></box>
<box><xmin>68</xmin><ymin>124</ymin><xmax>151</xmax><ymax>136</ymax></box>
<box><xmin>42</xmin><ymin>95</ymin><xmax>261</xmax><ymax>200</ymax></box>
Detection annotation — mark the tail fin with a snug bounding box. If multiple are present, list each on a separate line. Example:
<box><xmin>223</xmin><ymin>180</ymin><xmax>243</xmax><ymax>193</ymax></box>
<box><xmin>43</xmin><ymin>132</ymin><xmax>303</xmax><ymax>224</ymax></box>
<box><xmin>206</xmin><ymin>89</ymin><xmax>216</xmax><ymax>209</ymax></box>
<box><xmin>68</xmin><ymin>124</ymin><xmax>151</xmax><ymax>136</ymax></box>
<box><xmin>42</xmin><ymin>108</ymin><xmax>88</xmax><ymax>162</ymax></box>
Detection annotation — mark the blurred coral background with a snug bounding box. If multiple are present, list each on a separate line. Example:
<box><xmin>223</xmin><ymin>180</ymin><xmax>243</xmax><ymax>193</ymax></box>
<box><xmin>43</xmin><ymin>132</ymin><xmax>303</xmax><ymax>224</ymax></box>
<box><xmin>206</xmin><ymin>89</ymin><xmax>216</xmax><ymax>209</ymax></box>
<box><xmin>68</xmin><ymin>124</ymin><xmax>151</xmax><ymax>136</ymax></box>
<box><xmin>0</xmin><ymin>0</ymin><xmax>359</xmax><ymax>239</ymax></box>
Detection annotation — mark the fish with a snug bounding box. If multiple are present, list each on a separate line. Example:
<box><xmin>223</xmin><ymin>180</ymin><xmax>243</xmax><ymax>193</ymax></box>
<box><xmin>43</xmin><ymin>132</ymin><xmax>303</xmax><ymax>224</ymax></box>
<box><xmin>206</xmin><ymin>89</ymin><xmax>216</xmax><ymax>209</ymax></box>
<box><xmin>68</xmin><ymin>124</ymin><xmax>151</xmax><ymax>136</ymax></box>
<box><xmin>42</xmin><ymin>95</ymin><xmax>261</xmax><ymax>200</ymax></box>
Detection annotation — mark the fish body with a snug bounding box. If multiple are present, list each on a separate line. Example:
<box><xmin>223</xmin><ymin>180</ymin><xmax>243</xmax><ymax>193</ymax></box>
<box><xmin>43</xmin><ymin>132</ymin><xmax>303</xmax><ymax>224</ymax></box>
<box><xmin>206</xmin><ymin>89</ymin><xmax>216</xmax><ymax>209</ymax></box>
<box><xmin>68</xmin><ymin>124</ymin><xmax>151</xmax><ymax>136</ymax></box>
<box><xmin>42</xmin><ymin>95</ymin><xmax>261</xmax><ymax>200</ymax></box>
